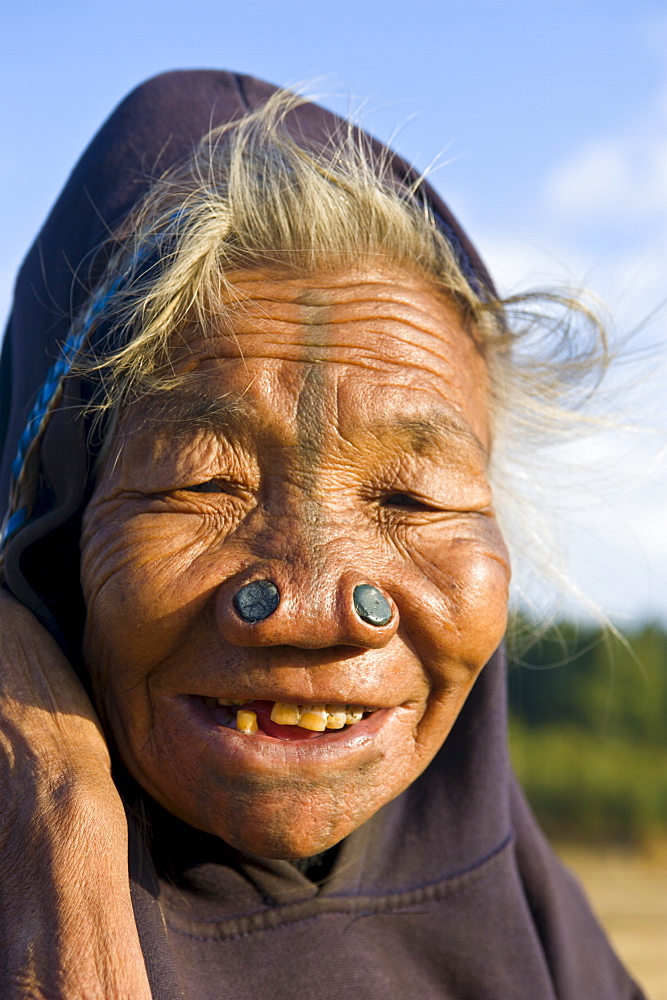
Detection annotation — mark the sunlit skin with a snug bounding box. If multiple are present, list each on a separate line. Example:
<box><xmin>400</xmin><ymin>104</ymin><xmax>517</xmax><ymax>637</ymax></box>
<box><xmin>80</xmin><ymin>266</ymin><xmax>510</xmax><ymax>859</ymax></box>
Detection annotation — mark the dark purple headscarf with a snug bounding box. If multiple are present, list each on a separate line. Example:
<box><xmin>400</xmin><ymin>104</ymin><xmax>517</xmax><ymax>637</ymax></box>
<box><xmin>0</xmin><ymin>72</ymin><xmax>643</xmax><ymax>999</ymax></box>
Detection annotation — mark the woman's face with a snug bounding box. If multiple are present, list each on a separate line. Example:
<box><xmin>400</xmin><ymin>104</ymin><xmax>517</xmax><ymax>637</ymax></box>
<box><xmin>80</xmin><ymin>266</ymin><xmax>510</xmax><ymax>859</ymax></box>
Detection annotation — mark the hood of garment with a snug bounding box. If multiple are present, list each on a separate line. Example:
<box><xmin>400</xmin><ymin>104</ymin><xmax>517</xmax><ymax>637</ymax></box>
<box><xmin>0</xmin><ymin>72</ymin><xmax>642</xmax><ymax>999</ymax></box>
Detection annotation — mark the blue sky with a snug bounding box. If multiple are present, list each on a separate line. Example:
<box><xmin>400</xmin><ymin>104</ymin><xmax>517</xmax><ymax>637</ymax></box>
<box><xmin>1</xmin><ymin>0</ymin><xmax>665</xmax><ymax>623</ymax></box>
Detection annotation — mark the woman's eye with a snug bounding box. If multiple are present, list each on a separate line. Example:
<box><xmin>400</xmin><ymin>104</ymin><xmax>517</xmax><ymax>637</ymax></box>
<box><xmin>183</xmin><ymin>480</ymin><xmax>229</xmax><ymax>494</ymax></box>
<box><xmin>381</xmin><ymin>493</ymin><xmax>434</xmax><ymax>510</ymax></box>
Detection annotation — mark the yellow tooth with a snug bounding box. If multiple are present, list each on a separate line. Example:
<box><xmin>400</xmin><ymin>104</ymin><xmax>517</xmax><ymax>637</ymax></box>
<box><xmin>345</xmin><ymin>705</ymin><xmax>364</xmax><ymax>725</ymax></box>
<box><xmin>236</xmin><ymin>709</ymin><xmax>258</xmax><ymax>734</ymax></box>
<box><xmin>325</xmin><ymin>705</ymin><xmax>346</xmax><ymax>729</ymax></box>
<box><xmin>217</xmin><ymin>698</ymin><xmax>236</xmax><ymax>706</ymax></box>
<box><xmin>271</xmin><ymin>702</ymin><xmax>302</xmax><ymax>725</ymax></box>
<box><xmin>297</xmin><ymin>704</ymin><xmax>327</xmax><ymax>732</ymax></box>
<box><xmin>204</xmin><ymin>697</ymin><xmax>216</xmax><ymax>709</ymax></box>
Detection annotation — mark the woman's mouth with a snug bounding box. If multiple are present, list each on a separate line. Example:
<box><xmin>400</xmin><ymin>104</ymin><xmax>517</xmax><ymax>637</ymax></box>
<box><xmin>199</xmin><ymin>697</ymin><xmax>377</xmax><ymax>741</ymax></box>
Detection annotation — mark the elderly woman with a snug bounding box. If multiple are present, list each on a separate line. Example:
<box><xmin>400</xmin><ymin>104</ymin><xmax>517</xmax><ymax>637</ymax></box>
<box><xmin>0</xmin><ymin>71</ymin><xmax>643</xmax><ymax>999</ymax></box>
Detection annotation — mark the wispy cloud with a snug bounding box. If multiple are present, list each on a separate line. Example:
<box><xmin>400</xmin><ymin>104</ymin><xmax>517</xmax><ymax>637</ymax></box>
<box><xmin>545</xmin><ymin>131</ymin><xmax>667</xmax><ymax>224</ymax></box>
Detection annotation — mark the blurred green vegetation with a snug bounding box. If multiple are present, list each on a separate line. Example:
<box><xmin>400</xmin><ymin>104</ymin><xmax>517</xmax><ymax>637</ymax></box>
<box><xmin>507</xmin><ymin>619</ymin><xmax>667</xmax><ymax>845</ymax></box>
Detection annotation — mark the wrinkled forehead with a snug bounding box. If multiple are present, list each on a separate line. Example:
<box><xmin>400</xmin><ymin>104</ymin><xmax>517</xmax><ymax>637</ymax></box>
<box><xmin>122</xmin><ymin>266</ymin><xmax>490</xmax><ymax>453</ymax></box>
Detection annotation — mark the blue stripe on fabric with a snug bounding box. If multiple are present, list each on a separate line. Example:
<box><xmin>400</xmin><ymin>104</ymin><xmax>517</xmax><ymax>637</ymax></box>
<box><xmin>9</xmin><ymin>269</ymin><xmax>128</xmax><ymax>487</ymax></box>
<box><xmin>1</xmin><ymin>506</ymin><xmax>27</xmax><ymax>544</ymax></box>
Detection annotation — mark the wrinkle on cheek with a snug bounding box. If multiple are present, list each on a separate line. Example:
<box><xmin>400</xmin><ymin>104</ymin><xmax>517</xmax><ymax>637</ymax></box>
<box><xmin>82</xmin><ymin>491</ymin><xmax>235</xmax><ymax>585</ymax></box>
<box><xmin>443</xmin><ymin>544</ymin><xmax>509</xmax><ymax>628</ymax></box>
<box><xmin>397</xmin><ymin>518</ymin><xmax>509</xmax><ymax>669</ymax></box>
<box><xmin>80</xmin><ymin>503</ymin><xmax>229</xmax><ymax>685</ymax></box>
<box><xmin>411</xmin><ymin>689</ymin><xmax>470</xmax><ymax>762</ymax></box>
<box><xmin>405</xmin><ymin>516</ymin><xmax>509</xmax><ymax>589</ymax></box>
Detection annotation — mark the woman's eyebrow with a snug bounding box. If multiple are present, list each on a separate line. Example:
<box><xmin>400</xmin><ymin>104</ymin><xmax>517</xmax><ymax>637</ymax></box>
<box><xmin>366</xmin><ymin>412</ymin><xmax>488</xmax><ymax>461</ymax></box>
<box><xmin>142</xmin><ymin>389</ymin><xmax>250</xmax><ymax>434</ymax></box>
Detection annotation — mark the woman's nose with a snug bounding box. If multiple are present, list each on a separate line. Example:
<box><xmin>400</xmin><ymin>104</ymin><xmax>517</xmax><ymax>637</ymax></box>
<box><xmin>215</xmin><ymin>570</ymin><xmax>398</xmax><ymax>649</ymax></box>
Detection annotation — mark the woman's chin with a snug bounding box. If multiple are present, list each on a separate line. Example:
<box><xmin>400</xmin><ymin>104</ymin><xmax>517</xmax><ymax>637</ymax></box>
<box><xmin>217</xmin><ymin>823</ymin><xmax>345</xmax><ymax>861</ymax></box>
<box><xmin>154</xmin><ymin>787</ymin><xmax>360</xmax><ymax>859</ymax></box>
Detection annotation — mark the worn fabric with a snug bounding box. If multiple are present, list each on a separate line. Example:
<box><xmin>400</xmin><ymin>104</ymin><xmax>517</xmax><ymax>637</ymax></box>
<box><xmin>0</xmin><ymin>71</ymin><xmax>644</xmax><ymax>999</ymax></box>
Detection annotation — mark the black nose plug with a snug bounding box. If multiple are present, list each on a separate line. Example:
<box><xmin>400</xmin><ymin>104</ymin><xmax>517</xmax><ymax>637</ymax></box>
<box><xmin>353</xmin><ymin>584</ymin><xmax>392</xmax><ymax>627</ymax></box>
<box><xmin>233</xmin><ymin>580</ymin><xmax>280</xmax><ymax>623</ymax></box>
